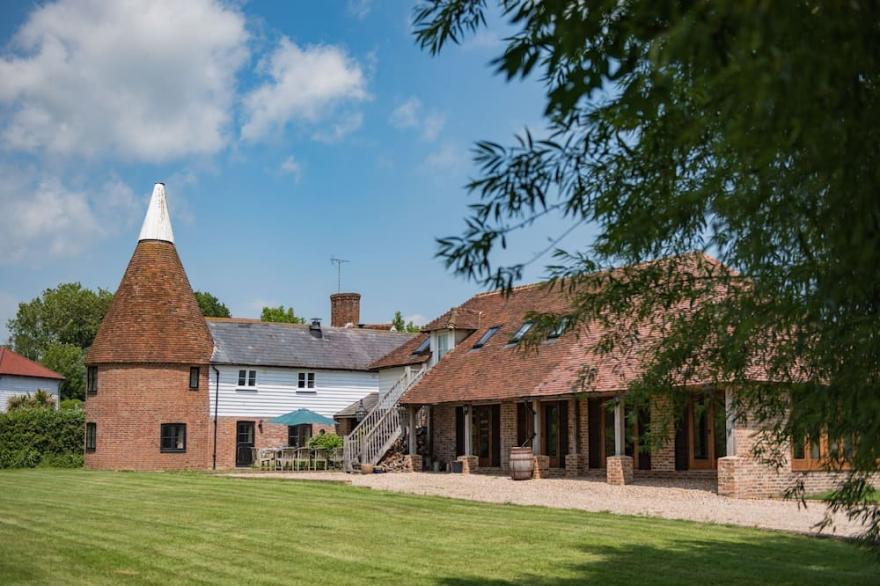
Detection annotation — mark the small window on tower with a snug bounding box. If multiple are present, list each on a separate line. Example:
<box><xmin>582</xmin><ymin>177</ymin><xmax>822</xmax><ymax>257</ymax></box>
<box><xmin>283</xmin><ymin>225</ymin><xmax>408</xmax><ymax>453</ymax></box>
<box><xmin>85</xmin><ymin>422</ymin><xmax>96</xmax><ymax>453</ymax></box>
<box><xmin>189</xmin><ymin>367</ymin><xmax>200</xmax><ymax>390</ymax></box>
<box><xmin>87</xmin><ymin>367</ymin><xmax>98</xmax><ymax>395</ymax></box>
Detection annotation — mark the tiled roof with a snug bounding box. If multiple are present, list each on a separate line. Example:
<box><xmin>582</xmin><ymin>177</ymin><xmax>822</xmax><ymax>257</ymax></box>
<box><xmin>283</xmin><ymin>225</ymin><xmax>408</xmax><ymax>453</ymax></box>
<box><xmin>86</xmin><ymin>240</ymin><xmax>214</xmax><ymax>365</ymax></box>
<box><xmin>401</xmin><ymin>253</ymin><xmax>744</xmax><ymax>405</ymax></box>
<box><xmin>422</xmin><ymin>307</ymin><xmax>483</xmax><ymax>332</ymax></box>
<box><xmin>334</xmin><ymin>392</ymin><xmax>378</xmax><ymax>418</ymax></box>
<box><xmin>368</xmin><ymin>333</ymin><xmax>431</xmax><ymax>370</ymax></box>
<box><xmin>207</xmin><ymin>319</ymin><xmax>414</xmax><ymax>371</ymax></box>
<box><xmin>0</xmin><ymin>348</ymin><xmax>64</xmax><ymax>380</ymax></box>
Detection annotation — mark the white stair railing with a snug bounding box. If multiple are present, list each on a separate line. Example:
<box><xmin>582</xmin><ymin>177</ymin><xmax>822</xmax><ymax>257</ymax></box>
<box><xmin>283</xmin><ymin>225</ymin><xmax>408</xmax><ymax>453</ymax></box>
<box><xmin>343</xmin><ymin>366</ymin><xmax>425</xmax><ymax>472</ymax></box>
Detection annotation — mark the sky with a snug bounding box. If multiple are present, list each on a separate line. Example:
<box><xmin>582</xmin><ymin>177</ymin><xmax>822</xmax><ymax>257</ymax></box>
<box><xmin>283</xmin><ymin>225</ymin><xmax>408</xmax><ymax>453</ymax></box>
<box><xmin>0</xmin><ymin>0</ymin><xmax>592</xmax><ymax>340</ymax></box>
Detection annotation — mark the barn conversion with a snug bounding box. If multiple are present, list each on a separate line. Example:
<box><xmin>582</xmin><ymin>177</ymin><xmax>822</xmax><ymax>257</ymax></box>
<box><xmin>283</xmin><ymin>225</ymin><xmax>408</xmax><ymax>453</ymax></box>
<box><xmin>86</xmin><ymin>183</ymin><xmax>862</xmax><ymax>500</ymax></box>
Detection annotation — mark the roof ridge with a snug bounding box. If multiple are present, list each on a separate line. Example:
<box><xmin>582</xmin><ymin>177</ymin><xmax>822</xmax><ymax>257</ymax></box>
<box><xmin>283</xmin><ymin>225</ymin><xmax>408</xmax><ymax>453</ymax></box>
<box><xmin>206</xmin><ymin>318</ymin><xmax>413</xmax><ymax>336</ymax></box>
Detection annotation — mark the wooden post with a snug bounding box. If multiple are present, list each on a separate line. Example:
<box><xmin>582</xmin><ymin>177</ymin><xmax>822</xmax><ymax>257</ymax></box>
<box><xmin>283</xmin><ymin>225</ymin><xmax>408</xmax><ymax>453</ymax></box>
<box><xmin>725</xmin><ymin>388</ymin><xmax>736</xmax><ymax>457</ymax></box>
<box><xmin>614</xmin><ymin>397</ymin><xmax>625</xmax><ymax>457</ymax></box>
<box><xmin>464</xmin><ymin>405</ymin><xmax>473</xmax><ymax>456</ymax></box>
<box><xmin>532</xmin><ymin>400</ymin><xmax>542</xmax><ymax>455</ymax></box>
<box><xmin>408</xmin><ymin>406</ymin><xmax>417</xmax><ymax>456</ymax></box>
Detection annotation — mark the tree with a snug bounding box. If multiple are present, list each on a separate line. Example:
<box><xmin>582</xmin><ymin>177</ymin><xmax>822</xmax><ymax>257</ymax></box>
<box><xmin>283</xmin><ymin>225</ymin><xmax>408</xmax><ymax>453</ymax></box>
<box><xmin>391</xmin><ymin>311</ymin><xmax>422</xmax><ymax>333</ymax></box>
<box><xmin>415</xmin><ymin>1</ymin><xmax>880</xmax><ymax>544</ymax></box>
<box><xmin>194</xmin><ymin>291</ymin><xmax>231</xmax><ymax>318</ymax></box>
<box><xmin>41</xmin><ymin>343</ymin><xmax>86</xmax><ymax>401</ymax></box>
<box><xmin>7</xmin><ymin>283</ymin><xmax>112</xmax><ymax>361</ymax></box>
<box><xmin>260</xmin><ymin>306</ymin><xmax>305</xmax><ymax>324</ymax></box>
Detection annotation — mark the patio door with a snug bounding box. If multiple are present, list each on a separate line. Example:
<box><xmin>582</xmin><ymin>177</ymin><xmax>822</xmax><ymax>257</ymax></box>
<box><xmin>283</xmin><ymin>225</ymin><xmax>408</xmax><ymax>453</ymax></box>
<box><xmin>236</xmin><ymin>421</ymin><xmax>255</xmax><ymax>467</ymax></box>
<box><xmin>542</xmin><ymin>400</ymin><xmax>569</xmax><ymax>468</ymax></box>
<box><xmin>687</xmin><ymin>392</ymin><xmax>726</xmax><ymax>470</ymax></box>
<box><xmin>471</xmin><ymin>405</ymin><xmax>500</xmax><ymax>467</ymax></box>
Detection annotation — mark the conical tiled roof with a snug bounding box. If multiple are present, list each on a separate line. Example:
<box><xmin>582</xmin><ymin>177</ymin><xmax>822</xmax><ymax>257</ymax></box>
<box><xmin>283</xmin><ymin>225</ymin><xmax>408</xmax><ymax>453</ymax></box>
<box><xmin>86</xmin><ymin>185</ymin><xmax>212</xmax><ymax>365</ymax></box>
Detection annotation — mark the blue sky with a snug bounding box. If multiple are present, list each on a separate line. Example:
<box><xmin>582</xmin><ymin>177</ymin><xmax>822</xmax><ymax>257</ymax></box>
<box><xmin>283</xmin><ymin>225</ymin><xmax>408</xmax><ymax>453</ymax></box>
<box><xmin>0</xmin><ymin>0</ymin><xmax>591</xmax><ymax>339</ymax></box>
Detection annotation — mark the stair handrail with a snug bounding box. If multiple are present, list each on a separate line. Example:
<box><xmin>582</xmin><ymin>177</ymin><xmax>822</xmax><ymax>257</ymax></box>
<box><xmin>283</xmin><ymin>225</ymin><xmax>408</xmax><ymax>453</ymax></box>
<box><xmin>343</xmin><ymin>365</ymin><xmax>426</xmax><ymax>471</ymax></box>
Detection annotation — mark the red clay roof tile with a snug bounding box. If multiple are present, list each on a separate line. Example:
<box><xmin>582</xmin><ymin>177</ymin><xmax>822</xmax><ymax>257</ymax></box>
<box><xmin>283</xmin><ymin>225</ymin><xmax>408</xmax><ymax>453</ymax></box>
<box><xmin>0</xmin><ymin>348</ymin><xmax>64</xmax><ymax>380</ymax></box>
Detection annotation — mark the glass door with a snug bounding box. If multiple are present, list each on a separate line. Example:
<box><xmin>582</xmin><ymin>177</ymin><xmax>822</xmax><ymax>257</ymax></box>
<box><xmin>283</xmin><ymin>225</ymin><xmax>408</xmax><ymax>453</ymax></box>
<box><xmin>236</xmin><ymin>421</ymin><xmax>255</xmax><ymax>467</ymax></box>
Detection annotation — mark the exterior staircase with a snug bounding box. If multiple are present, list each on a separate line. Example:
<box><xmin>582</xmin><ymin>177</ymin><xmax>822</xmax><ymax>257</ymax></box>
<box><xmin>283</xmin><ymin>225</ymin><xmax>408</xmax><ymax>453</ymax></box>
<box><xmin>343</xmin><ymin>366</ymin><xmax>426</xmax><ymax>472</ymax></box>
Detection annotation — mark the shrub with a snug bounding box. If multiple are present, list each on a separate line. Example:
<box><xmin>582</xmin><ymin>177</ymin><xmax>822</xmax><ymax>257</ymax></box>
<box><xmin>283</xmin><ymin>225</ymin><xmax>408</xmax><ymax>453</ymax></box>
<box><xmin>60</xmin><ymin>399</ymin><xmax>82</xmax><ymax>411</ymax></box>
<box><xmin>0</xmin><ymin>408</ymin><xmax>84</xmax><ymax>468</ymax></box>
<box><xmin>308</xmin><ymin>432</ymin><xmax>343</xmax><ymax>450</ymax></box>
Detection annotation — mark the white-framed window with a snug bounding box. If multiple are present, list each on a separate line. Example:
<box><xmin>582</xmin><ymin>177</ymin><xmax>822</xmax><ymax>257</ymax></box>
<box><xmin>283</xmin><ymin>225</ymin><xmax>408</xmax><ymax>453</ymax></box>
<box><xmin>238</xmin><ymin>369</ymin><xmax>257</xmax><ymax>387</ymax></box>
<box><xmin>297</xmin><ymin>372</ymin><xmax>315</xmax><ymax>390</ymax></box>
<box><xmin>436</xmin><ymin>332</ymin><xmax>450</xmax><ymax>360</ymax></box>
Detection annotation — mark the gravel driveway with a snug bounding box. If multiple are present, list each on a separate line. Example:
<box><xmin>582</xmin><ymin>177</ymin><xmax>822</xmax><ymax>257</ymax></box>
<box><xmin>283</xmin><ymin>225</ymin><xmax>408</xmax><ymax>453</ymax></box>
<box><xmin>225</xmin><ymin>471</ymin><xmax>865</xmax><ymax>538</ymax></box>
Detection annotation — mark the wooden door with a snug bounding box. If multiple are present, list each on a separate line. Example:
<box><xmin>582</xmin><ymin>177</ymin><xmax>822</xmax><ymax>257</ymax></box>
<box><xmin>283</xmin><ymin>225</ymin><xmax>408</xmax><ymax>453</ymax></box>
<box><xmin>687</xmin><ymin>393</ymin><xmax>725</xmax><ymax>470</ymax></box>
<box><xmin>472</xmin><ymin>405</ymin><xmax>500</xmax><ymax>467</ymax></box>
<box><xmin>236</xmin><ymin>421</ymin><xmax>255</xmax><ymax>467</ymax></box>
<box><xmin>542</xmin><ymin>401</ymin><xmax>569</xmax><ymax>468</ymax></box>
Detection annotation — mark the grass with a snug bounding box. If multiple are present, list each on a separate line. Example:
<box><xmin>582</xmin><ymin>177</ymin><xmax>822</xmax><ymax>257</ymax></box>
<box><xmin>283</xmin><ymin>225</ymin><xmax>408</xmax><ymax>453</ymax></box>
<box><xmin>0</xmin><ymin>470</ymin><xmax>876</xmax><ymax>585</ymax></box>
<box><xmin>809</xmin><ymin>489</ymin><xmax>879</xmax><ymax>504</ymax></box>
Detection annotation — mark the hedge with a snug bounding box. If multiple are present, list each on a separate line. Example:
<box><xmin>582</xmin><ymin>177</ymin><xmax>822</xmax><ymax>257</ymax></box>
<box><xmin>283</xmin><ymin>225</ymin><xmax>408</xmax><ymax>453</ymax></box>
<box><xmin>0</xmin><ymin>408</ymin><xmax>84</xmax><ymax>468</ymax></box>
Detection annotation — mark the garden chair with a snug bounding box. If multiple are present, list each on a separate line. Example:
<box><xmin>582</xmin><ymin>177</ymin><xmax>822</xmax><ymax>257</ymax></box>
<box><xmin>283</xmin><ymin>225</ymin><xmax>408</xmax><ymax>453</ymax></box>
<box><xmin>294</xmin><ymin>447</ymin><xmax>311</xmax><ymax>471</ymax></box>
<box><xmin>258</xmin><ymin>448</ymin><xmax>275</xmax><ymax>470</ymax></box>
<box><xmin>311</xmin><ymin>448</ymin><xmax>328</xmax><ymax>471</ymax></box>
<box><xmin>276</xmin><ymin>447</ymin><xmax>295</xmax><ymax>471</ymax></box>
<box><xmin>328</xmin><ymin>447</ymin><xmax>344</xmax><ymax>470</ymax></box>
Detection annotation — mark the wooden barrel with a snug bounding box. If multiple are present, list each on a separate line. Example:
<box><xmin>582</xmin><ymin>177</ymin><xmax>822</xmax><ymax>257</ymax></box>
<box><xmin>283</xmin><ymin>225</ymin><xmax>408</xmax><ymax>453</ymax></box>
<box><xmin>509</xmin><ymin>447</ymin><xmax>534</xmax><ymax>481</ymax></box>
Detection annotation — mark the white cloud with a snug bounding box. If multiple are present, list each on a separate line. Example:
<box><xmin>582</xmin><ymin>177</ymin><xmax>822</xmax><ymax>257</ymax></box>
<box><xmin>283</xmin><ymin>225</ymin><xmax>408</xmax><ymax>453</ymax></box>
<box><xmin>311</xmin><ymin>112</ymin><xmax>363</xmax><ymax>144</ymax></box>
<box><xmin>347</xmin><ymin>0</ymin><xmax>372</xmax><ymax>20</ymax></box>
<box><xmin>242</xmin><ymin>37</ymin><xmax>368</xmax><ymax>142</ymax></box>
<box><xmin>279</xmin><ymin>155</ymin><xmax>303</xmax><ymax>182</ymax></box>
<box><xmin>389</xmin><ymin>97</ymin><xmax>445</xmax><ymax>141</ymax></box>
<box><xmin>461</xmin><ymin>30</ymin><xmax>503</xmax><ymax>51</ymax></box>
<box><xmin>0</xmin><ymin>291</ymin><xmax>18</xmax><ymax>343</ymax></box>
<box><xmin>424</xmin><ymin>143</ymin><xmax>468</xmax><ymax>172</ymax></box>
<box><xmin>0</xmin><ymin>167</ymin><xmax>140</xmax><ymax>264</ymax></box>
<box><xmin>0</xmin><ymin>0</ymin><xmax>248</xmax><ymax>162</ymax></box>
<box><xmin>389</xmin><ymin>98</ymin><xmax>421</xmax><ymax>129</ymax></box>
<box><xmin>405</xmin><ymin>313</ymin><xmax>428</xmax><ymax>327</ymax></box>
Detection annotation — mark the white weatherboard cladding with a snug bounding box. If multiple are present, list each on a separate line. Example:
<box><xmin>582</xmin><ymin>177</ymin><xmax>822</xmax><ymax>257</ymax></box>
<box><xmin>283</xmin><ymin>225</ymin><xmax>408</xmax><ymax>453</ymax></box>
<box><xmin>138</xmin><ymin>183</ymin><xmax>175</xmax><ymax>243</ymax></box>
<box><xmin>378</xmin><ymin>366</ymin><xmax>405</xmax><ymax>397</ymax></box>
<box><xmin>0</xmin><ymin>376</ymin><xmax>60</xmax><ymax>411</ymax></box>
<box><xmin>210</xmin><ymin>365</ymin><xmax>378</xmax><ymax>418</ymax></box>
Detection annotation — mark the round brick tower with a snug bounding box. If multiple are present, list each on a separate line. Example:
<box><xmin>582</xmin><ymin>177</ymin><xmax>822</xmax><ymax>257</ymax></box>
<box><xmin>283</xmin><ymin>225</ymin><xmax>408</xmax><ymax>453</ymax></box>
<box><xmin>84</xmin><ymin>183</ymin><xmax>214</xmax><ymax>470</ymax></box>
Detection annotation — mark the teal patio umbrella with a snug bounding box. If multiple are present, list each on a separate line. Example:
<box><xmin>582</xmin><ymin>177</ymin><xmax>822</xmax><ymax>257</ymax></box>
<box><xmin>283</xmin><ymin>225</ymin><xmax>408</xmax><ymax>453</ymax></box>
<box><xmin>269</xmin><ymin>408</ymin><xmax>335</xmax><ymax>426</ymax></box>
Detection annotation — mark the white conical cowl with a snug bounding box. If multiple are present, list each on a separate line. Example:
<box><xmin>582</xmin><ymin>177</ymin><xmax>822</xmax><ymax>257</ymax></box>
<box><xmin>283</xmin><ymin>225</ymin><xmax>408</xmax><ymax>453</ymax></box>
<box><xmin>138</xmin><ymin>183</ymin><xmax>175</xmax><ymax>243</ymax></box>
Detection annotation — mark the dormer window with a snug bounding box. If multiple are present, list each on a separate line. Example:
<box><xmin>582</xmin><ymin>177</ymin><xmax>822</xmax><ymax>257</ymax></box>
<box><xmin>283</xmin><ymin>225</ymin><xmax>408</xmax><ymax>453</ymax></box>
<box><xmin>411</xmin><ymin>337</ymin><xmax>430</xmax><ymax>355</ymax></box>
<box><xmin>509</xmin><ymin>322</ymin><xmax>533</xmax><ymax>344</ymax></box>
<box><xmin>436</xmin><ymin>332</ymin><xmax>451</xmax><ymax>359</ymax></box>
<box><xmin>547</xmin><ymin>317</ymin><xmax>571</xmax><ymax>339</ymax></box>
<box><xmin>472</xmin><ymin>326</ymin><xmax>500</xmax><ymax>349</ymax></box>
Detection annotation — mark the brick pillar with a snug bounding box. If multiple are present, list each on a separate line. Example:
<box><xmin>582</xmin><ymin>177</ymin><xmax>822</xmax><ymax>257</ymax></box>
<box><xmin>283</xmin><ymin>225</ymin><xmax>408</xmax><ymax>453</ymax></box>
<box><xmin>404</xmin><ymin>454</ymin><xmax>423</xmax><ymax>473</ymax></box>
<box><xmin>717</xmin><ymin>456</ymin><xmax>740</xmax><ymax>496</ymax></box>
<box><xmin>458</xmin><ymin>455</ymin><xmax>478</xmax><ymax>474</ymax></box>
<box><xmin>650</xmin><ymin>395</ymin><xmax>676</xmax><ymax>472</ymax></box>
<box><xmin>500</xmin><ymin>402</ymin><xmax>517</xmax><ymax>472</ymax></box>
<box><xmin>565</xmin><ymin>454</ymin><xmax>584</xmax><ymax>477</ymax></box>
<box><xmin>606</xmin><ymin>455</ymin><xmax>634</xmax><ymax>485</ymax></box>
<box><xmin>578</xmin><ymin>397</ymin><xmax>590</xmax><ymax>474</ymax></box>
<box><xmin>532</xmin><ymin>455</ymin><xmax>550</xmax><ymax>479</ymax></box>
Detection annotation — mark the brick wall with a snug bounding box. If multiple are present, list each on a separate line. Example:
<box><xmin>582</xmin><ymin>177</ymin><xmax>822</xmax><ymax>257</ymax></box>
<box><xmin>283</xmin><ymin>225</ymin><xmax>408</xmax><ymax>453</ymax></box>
<box><xmin>499</xmin><ymin>402</ymin><xmax>516</xmax><ymax>471</ymax></box>
<box><xmin>432</xmin><ymin>404</ymin><xmax>457</xmax><ymax>467</ymax></box>
<box><xmin>330</xmin><ymin>293</ymin><xmax>360</xmax><ymax>327</ymax></box>
<box><xmin>576</xmin><ymin>397</ymin><xmax>589</xmax><ymax>474</ymax></box>
<box><xmin>84</xmin><ymin>364</ymin><xmax>211</xmax><ymax>470</ymax></box>
<box><xmin>649</xmin><ymin>395</ymin><xmax>676</xmax><ymax>473</ymax></box>
<box><xmin>717</xmin><ymin>400</ymin><xmax>878</xmax><ymax>498</ymax></box>
<box><xmin>213</xmin><ymin>418</ymin><xmax>336</xmax><ymax>469</ymax></box>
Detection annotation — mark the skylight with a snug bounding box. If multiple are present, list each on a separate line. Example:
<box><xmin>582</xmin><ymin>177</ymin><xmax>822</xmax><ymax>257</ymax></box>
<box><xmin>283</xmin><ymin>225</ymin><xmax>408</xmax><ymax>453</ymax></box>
<box><xmin>411</xmin><ymin>337</ymin><xmax>430</xmax><ymax>355</ymax></box>
<box><xmin>472</xmin><ymin>326</ymin><xmax>500</xmax><ymax>349</ymax></box>
<box><xmin>509</xmin><ymin>322</ymin><xmax>533</xmax><ymax>343</ymax></box>
<box><xmin>547</xmin><ymin>317</ymin><xmax>571</xmax><ymax>339</ymax></box>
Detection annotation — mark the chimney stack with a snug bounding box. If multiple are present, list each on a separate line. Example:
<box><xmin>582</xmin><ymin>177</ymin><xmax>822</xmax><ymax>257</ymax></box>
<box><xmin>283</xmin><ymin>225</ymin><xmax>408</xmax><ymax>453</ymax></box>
<box><xmin>330</xmin><ymin>293</ymin><xmax>360</xmax><ymax>327</ymax></box>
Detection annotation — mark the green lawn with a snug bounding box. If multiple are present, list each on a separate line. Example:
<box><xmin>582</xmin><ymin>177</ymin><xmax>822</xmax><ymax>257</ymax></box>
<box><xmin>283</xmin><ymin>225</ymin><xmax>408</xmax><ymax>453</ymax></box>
<box><xmin>0</xmin><ymin>470</ymin><xmax>875</xmax><ymax>585</ymax></box>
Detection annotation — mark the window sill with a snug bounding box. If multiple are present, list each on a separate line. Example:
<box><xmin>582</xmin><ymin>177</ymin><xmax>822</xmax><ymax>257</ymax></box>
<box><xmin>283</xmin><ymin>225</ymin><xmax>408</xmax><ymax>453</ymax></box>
<box><xmin>85</xmin><ymin>448</ymin><xmax>96</xmax><ymax>453</ymax></box>
<box><xmin>296</xmin><ymin>389</ymin><xmax>317</xmax><ymax>394</ymax></box>
<box><xmin>160</xmin><ymin>449</ymin><xmax>186</xmax><ymax>454</ymax></box>
<box><xmin>235</xmin><ymin>387</ymin><xmax>258</xmax><ymax>392</ymax></box>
